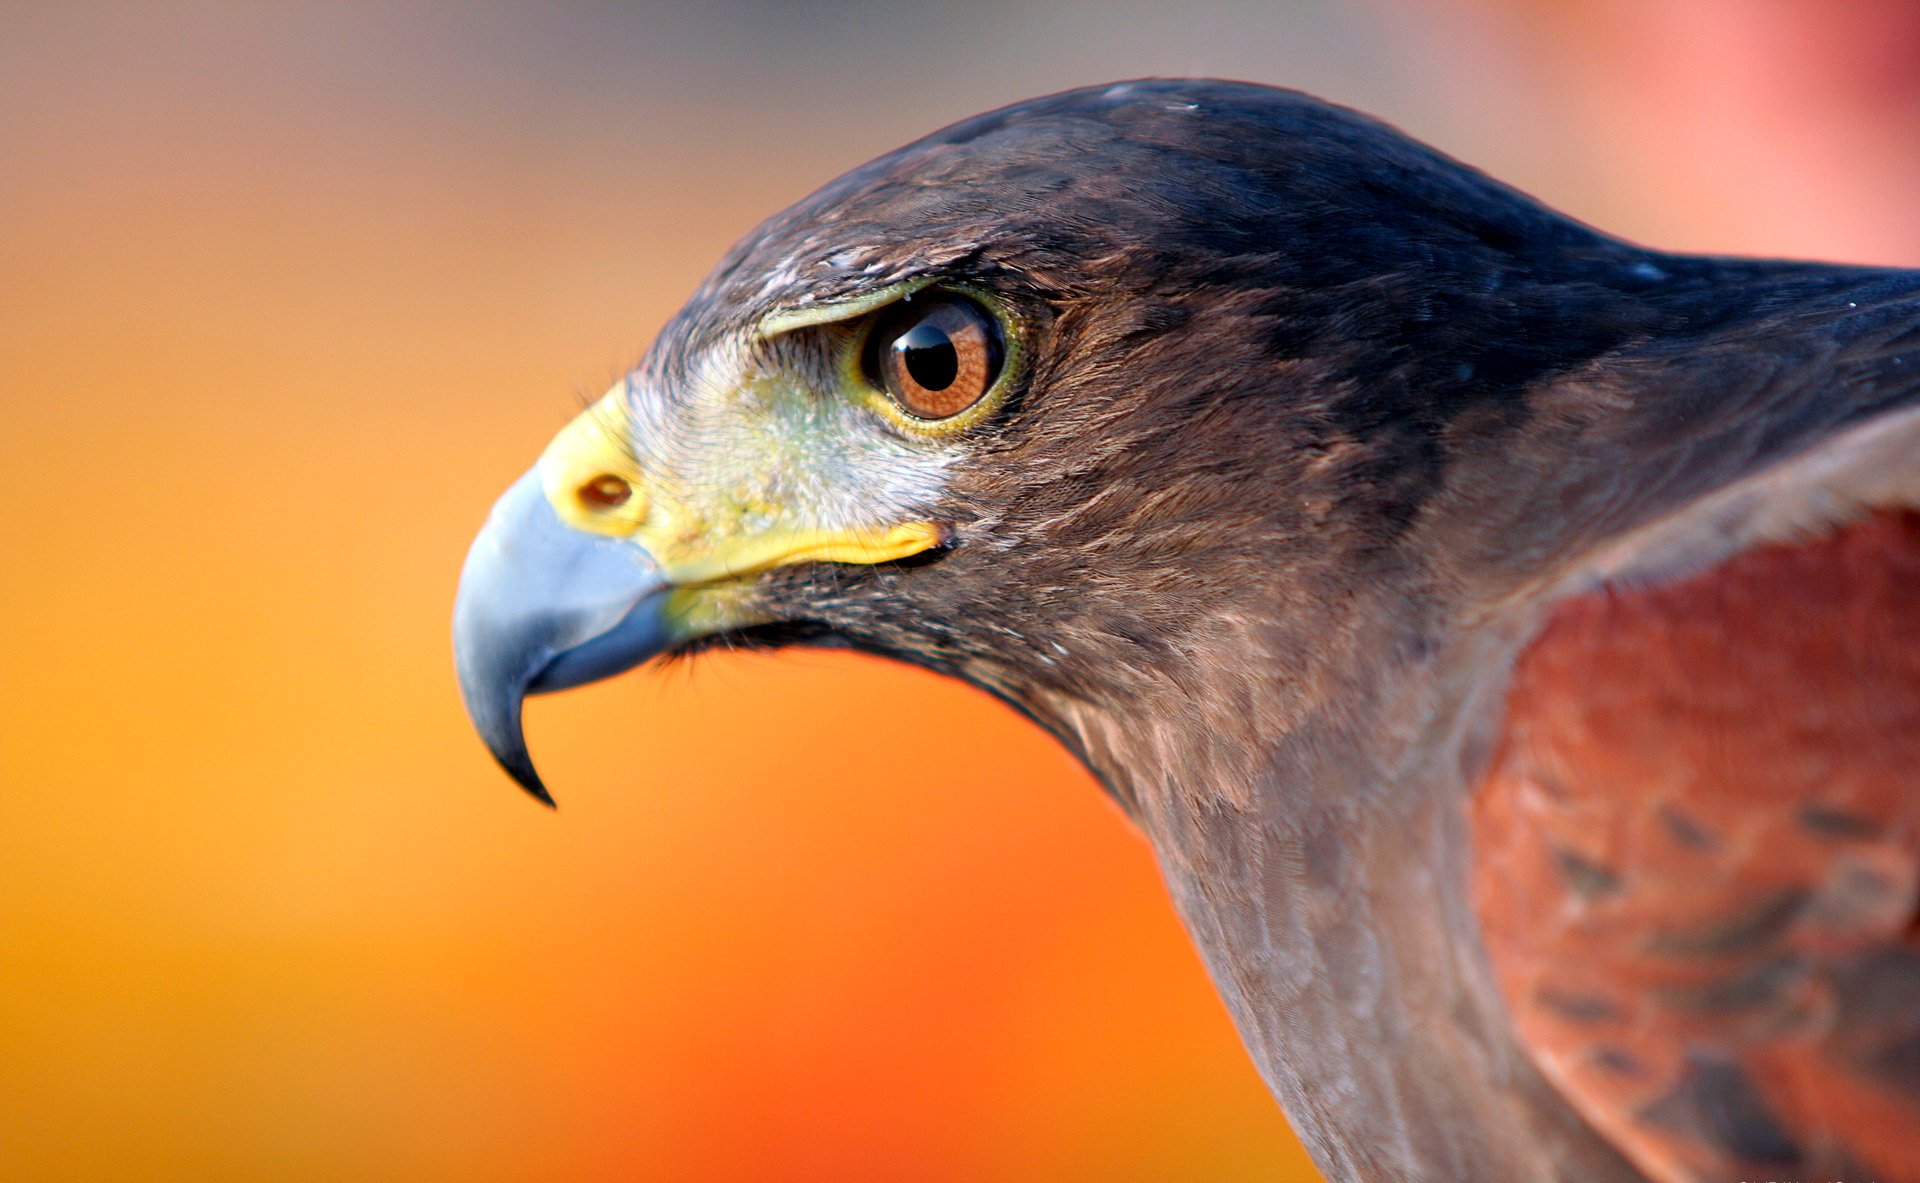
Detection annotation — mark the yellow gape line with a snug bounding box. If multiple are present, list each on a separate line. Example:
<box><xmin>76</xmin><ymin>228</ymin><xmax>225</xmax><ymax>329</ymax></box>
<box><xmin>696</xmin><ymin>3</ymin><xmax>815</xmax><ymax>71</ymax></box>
<box><xmin>658</xmin><ymin>522</ymin><xmax>944</xmax><ymax>586</ymax></box>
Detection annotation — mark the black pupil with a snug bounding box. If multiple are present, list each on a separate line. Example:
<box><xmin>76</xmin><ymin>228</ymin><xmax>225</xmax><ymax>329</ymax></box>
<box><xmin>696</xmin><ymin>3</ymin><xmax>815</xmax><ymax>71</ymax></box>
<box><xmin>893</xmin><ymin>320</ymin><xmax>958</xmax><ymax>391</ymax></box>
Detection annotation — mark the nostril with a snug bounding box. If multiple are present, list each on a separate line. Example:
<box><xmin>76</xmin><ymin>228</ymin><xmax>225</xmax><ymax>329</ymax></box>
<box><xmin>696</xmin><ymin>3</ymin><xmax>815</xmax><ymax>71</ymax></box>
<box><xmin>578</xmin><ymin>474</ymin><xmax>633</xmax><ymax>510</ymax></box>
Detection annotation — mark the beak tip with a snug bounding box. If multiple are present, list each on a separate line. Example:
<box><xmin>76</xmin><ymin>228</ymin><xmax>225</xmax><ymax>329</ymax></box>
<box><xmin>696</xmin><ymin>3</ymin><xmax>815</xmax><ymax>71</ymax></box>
<box><xmin>486</xmin><ymin>738</ymin><xmax>559</xmax><ymax>808</ymax></box>
<box><xmin>519</xmin><ymin>777</ymin><xmax>559</xmax><ymax>810</ymax></box>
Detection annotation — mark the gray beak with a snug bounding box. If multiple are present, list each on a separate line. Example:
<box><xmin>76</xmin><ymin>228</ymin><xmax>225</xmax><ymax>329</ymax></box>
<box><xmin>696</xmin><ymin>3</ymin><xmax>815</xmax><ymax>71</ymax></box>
<box><xmin>453</xmin><ymin>470</ymin><xmax>673</xmax><ymax>805</ymax></box>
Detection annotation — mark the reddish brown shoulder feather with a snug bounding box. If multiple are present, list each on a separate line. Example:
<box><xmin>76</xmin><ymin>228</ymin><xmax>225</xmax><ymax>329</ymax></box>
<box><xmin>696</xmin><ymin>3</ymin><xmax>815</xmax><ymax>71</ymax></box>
<box><xmin>1474</xmin><ymin>510</ymin><xmax>1920</xmax><ymax>1183</ymax></box>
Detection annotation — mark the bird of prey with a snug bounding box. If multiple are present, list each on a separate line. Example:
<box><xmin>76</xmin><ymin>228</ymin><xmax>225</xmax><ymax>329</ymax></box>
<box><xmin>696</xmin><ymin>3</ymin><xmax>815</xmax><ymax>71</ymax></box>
<box><xmin>454</xmin><ymin>81</ymin><xmax>1920</xmax><ymax>1183</ymax></box>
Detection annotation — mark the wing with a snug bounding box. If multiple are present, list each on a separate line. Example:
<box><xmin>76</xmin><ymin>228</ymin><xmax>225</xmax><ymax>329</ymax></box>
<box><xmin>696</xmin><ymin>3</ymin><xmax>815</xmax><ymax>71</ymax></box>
<box><xmin>1459</xmin><ymin>265</ymin><xmax>1920</xmax><ymax>1183</ymax></box>
<box><xmin>1473</xmin><ymin>512</ymin><xmax>1920</xmax><ymax>1181</ymax></box>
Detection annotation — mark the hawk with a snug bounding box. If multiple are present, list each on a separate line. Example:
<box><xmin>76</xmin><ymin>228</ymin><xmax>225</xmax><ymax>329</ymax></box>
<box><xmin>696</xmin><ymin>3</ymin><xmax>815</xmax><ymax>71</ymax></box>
<box><xmin>454</xmin><ymin>81</ymin><xmax>1920</xmax><ymax>1182</ymax></box>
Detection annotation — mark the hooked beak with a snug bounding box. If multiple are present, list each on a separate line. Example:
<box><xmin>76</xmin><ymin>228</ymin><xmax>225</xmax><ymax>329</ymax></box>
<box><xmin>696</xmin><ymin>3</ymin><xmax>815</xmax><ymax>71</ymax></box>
<box><xmin>453</xmin><ymin>471</ymin><xmax>674</xmax><ymax>805</ymax></box>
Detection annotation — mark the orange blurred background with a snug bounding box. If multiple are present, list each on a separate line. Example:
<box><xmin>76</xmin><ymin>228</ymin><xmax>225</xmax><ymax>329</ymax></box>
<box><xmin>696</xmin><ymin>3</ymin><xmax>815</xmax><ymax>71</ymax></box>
<box><xmin>5</xmin><ymin>4</ymin><xmax>1918</xmax><ymax>1180</ymax></box>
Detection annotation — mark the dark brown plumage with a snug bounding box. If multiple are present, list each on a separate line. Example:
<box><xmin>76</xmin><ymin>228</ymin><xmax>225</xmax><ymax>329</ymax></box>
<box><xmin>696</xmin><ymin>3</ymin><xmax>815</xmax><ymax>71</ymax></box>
<box><xmin>456</xmin><ymin>80</ymin><xmax>1920</xmax><ymax>1182</ymax></box>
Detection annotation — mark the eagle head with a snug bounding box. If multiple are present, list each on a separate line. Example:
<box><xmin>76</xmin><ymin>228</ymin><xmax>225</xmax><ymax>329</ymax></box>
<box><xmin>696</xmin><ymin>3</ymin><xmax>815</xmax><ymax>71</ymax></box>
<box><xmin>455</xmin><ymin>78</ymin><xmax>1659</xmax><ymax>807</ymax></box>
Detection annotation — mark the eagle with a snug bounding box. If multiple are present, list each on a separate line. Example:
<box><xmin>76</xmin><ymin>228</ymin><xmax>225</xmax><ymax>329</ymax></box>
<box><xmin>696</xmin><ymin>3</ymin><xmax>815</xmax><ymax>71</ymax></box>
<box><xmin>453</xmin><ymin>81</ymin><xmax>1920</xmax><ymax>1183</ymax></box>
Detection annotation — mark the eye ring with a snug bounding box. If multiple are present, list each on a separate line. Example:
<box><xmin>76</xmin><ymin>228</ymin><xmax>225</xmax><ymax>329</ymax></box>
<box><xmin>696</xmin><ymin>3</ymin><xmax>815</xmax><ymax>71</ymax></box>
<box><xmin>863</xmin><ymin>295</ymin><xmax>1004</xmax><ymax>421</ymax></box>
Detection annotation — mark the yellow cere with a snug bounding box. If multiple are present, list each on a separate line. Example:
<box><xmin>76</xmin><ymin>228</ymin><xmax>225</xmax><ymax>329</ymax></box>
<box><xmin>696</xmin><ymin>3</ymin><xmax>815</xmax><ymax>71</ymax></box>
<box><xmin>538</xmin><ymin>394</ymin><xmax>651</xmax><ymax>537</ymax></box>
<box><xmin>536</xmin><ymin>391</ymin><xmax>945</xmax><ymax>587</ymax></box>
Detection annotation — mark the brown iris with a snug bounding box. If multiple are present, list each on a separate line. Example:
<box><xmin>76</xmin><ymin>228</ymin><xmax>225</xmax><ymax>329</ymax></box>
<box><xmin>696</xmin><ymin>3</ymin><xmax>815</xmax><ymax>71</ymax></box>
<box><xmin>866</xmin><ymin>295</ymin><xmax>1003</xmax><ymax>420</ymax></box>
<box><xmin>578</xmin><ymin>474</ymin><xmax>632</xmax><ymax>510</ymax></box>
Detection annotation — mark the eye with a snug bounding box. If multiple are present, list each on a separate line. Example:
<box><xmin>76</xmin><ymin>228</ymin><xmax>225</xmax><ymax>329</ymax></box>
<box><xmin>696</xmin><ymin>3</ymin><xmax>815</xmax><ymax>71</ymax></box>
<box><xmin>577</xmin><ymin>474</ymin><xmax>632</xmax><ymax>510</ymax></box>
<box><xmin>864</xmin><ymin>295</ymin><xmax>1004</xmax><ymax>420</ymax></box>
